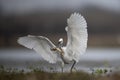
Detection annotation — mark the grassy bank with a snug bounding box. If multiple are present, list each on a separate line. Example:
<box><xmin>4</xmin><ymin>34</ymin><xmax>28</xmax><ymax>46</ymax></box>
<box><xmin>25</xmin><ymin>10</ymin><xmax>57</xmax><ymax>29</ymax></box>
<box><xmin>0</xmin><ymin>65</ymin><xmax>93</xmax><ymax>80</ymax></box>
<box><xmin>0</xmin><ymin>65</ymin><xmax>120</xmax><ymax>80</ymax></box>
<box><xmin>0</xmin><ymin>71</ymin><xmax>94</xmax><ymax>80</ymax></box>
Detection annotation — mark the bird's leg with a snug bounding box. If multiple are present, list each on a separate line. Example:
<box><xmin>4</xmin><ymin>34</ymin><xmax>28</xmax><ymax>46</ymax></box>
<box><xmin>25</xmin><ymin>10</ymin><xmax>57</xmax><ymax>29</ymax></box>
<box><xmin>70</xmin><ymin>60</ymin><xmax>76</xmax><ymax>73</ymax></box>
<box><xmin>61</xmin><ymin>61</ymin><xmax>64</xmax><ymax>73</ymax></box>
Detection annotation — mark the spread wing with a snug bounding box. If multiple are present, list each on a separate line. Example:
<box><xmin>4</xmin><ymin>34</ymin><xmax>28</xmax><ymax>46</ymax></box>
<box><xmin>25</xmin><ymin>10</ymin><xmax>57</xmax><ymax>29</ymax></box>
<box><xmin>18</xmin><ymin>35</ymin><xmax>59</xmax><ymax>63</ymax></box>
<box><xmin>65</xmin><ymin>13</ymin><xmax>88</xmax><ymax>62</ymax></box>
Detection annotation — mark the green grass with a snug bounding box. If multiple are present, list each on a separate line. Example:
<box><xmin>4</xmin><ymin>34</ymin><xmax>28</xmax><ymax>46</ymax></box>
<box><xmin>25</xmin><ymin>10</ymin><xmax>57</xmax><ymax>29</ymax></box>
<box><xmin>0</xmin><ymin>65</ymin><xmax>120</xmax><ymax>80</ymax></box>
<box><xmin>0</xmin><ymin>69</ymin><xmax>93</xmax><ymax>80</ymax></box>
<box><xmin>0</xmin><ymin>65</ymin><xmax>94</xmax><ymax>80</ymax></box>
<box><xmin>0</xmin><ymin>71</ymin><xmax>94</xmax><ymax>80</ymax></box>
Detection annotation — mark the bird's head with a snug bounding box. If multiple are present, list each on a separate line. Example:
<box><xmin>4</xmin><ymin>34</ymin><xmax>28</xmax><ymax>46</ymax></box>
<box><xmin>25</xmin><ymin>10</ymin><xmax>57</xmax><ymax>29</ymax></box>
<box><xmin>58</xmin><ymin>38</ymin><xmax>63</xmax><ymax>44</ymax></box>
<box><xmin>58</xmin><ymin>38</ymin><xmax>63</xmax><ymax>47</ymax></box>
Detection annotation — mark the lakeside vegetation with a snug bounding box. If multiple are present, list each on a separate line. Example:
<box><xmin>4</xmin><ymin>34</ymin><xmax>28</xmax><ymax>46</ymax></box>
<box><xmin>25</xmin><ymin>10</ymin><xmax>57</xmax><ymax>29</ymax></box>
<box><xmin>0</xmin><ymin>65</ymin><xmax>120</xmax><ymax>80</ymax></box>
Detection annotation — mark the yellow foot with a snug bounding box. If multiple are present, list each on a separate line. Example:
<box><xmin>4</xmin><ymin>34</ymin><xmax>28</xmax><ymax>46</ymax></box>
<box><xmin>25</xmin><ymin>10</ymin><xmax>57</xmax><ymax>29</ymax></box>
<box><xmin>71</xmin><ymin>68</ymin><xmax>77</xmax><ymax>73</ymax></box>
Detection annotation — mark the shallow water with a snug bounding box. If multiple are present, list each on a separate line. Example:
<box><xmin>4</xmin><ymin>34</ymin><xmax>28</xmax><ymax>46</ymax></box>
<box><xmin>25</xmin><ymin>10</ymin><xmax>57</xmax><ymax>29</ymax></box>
<box><xmin>0</xmin><ymin>47</ymin><xmax>120</xmax><ymax>73</ymax></box>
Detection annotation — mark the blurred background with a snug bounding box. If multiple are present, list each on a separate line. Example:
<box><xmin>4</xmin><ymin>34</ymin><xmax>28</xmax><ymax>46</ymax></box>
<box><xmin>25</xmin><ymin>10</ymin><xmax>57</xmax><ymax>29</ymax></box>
<box><xmin>0</xmin><ymin>0</ymin><xmax>120</xmax><ymax>73</ymax></box>
<box><xmin>0</xmin><ymin>0</ymin><xmax>120</xmax><ymax>48</ymax></box>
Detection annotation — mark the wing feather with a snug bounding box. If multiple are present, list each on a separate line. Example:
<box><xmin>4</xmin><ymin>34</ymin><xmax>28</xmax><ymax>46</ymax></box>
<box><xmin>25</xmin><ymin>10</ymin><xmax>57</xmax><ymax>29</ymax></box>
<box><xmin>18</xmin><ymin>35</ymin><xmax>59</xmax><ymax>63</ymax></box>
<box><xmin>65</xmin><ymin>13</ymin><xmax>88</xmax><ymax>62</ymax></box>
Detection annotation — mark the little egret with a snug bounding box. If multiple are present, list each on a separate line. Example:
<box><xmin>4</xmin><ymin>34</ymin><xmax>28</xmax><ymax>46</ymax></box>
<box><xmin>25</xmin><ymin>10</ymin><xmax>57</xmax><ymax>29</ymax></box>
<box><xmin>18</xmin><ymin>13</ymin><xmax>88</xmax><ymax>72</ymax></box>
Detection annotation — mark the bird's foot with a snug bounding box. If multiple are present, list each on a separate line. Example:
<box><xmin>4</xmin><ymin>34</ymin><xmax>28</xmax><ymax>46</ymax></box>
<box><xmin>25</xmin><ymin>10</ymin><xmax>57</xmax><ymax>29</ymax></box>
<box><xmin>70</xmin><ymin>67</ymin><xmax>77</xmax><ymax>73</ymax></box>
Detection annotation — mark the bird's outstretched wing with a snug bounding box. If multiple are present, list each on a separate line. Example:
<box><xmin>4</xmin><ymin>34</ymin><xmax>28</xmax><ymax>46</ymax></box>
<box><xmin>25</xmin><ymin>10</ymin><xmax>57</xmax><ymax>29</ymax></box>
<box><xmin>18</xmin><ymin>35</ymin><xmax>59</xmax><ymax>63</ymax></box>
<box><xmin>65</xmin><ymin>13</ymin><xmax>88</xmax><ymax>62</ymax></box>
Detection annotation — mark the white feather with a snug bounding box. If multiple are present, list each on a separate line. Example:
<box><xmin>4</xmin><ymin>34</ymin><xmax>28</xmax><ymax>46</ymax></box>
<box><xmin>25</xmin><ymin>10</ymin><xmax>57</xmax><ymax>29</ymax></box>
<box><xmin>18</xmin><ymin>35</ymin><xmax>59</xmax><ymax>63</ymax></box>
<box><xmin>65</xmin><ymin>13</ymin><xmax>88</xmax><ymax>62</ymax></box>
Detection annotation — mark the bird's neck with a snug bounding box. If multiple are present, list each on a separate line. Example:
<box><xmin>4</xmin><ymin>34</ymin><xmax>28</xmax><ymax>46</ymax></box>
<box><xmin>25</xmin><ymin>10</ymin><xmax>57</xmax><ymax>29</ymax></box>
<box><xmin>61</xmin><ymin>56</ymin><xmax>69</xmax><ymax>64</ymax></box>
<box><xmin>59</xmin><ymin>47</ymin><xmax>71</xmax><ymax>64</ymax></box>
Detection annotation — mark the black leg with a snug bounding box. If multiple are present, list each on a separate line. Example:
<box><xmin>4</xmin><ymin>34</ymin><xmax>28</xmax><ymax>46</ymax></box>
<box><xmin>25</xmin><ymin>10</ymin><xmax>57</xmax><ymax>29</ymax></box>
<box><xmin>70</xmin><ymin>60</ymin><xmax>76</xmax><ymax>73</ymax></box>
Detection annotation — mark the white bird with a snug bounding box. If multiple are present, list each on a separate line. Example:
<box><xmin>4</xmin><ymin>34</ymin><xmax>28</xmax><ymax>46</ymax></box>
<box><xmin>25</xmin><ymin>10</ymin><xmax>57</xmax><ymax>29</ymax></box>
<box><xmin>18</xmin><ymin>13</ymin><xmax>88</xmax><ymax>72</ymax></box>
